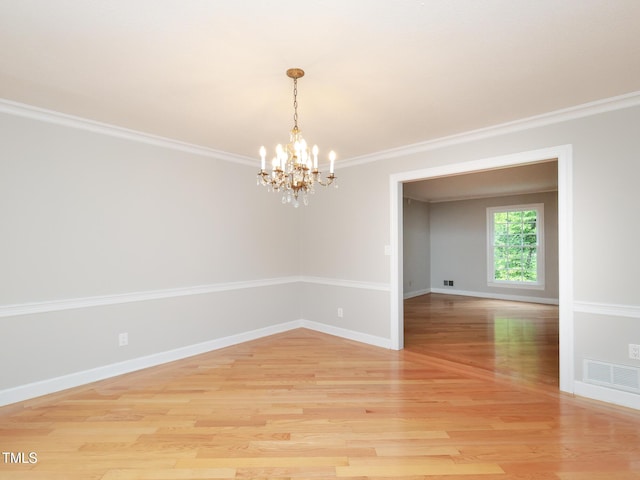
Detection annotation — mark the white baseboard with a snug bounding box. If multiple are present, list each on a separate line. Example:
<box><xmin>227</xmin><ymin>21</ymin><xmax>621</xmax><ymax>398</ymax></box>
<box><xmin>0</xmin><ymin>320</ymin><xmax>390</xmax><ymax>407</ymax></box>
<box><xmin>430</xmin><ymin>287</ymin><xmax>559</xmax><ymax>305</ymax></box>
<box><xmin>301</xmin><ymin>320</ymin><xmax>392</xmax><ymax>349</ymax></box>
<box><xmin>403</xmin><ymin>288</ymin><xmax>431</xmax><ymax>299</ymax></box>
<box><xmin>4</xmin><ymin>320</ymin><xmax>637</xmax><ymax>412</ymax></box>
<box><xmin>574</xmin><ymin>381</ymin><xmax>640</xmax><ymax>411</ymax></box>
<box><xmin>0</xmin><ymin>321</ymin><xmax>300</xmax><ymax>407</ymax></box>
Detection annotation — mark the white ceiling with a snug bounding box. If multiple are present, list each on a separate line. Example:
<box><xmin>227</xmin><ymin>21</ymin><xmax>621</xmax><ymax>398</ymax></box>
<box><xmin>403</xmin><ymin>160</ymin><xmax>558</xmax><ymax>203</ymax></box>
<box><xmin>1</xmin><ymin>0</ymin><xmax>639</xmax><ymax>163</ymax></box>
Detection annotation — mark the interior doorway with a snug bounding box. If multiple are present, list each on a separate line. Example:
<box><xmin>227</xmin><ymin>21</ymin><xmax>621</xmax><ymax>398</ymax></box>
<box><xmin>400</xmin><ymin>160</ymin><xmax>560</xmax><ymax>386</ymax></box>
<box><xmin>389</xmin><ymin>145</ymin><xmax>574</xmax><ymax>394</ymax></box>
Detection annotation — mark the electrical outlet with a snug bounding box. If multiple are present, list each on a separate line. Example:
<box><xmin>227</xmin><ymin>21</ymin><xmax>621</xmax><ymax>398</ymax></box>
<box><xmin>118</xmin><ymin>332</ymin><xmax>128</xmax><ymax>347</ymax></box>
<box><xmin>629</xmin><ymin>344</ymin><xmax>640</xmax><ymax>360</ymax></box>
<box><xmin>443</xmin><ymin>280</ymin><xmax>448</xmax><ymax>286</ymax></box>
<box><xmin>449</xmin><ymin>280</ymin><xmax>454</xmax><ymax>287</ymax></box>
<box><xmin>337</xmin><ymin>308</ymin><xmax>344</xmax><ymax>318</ymax></box>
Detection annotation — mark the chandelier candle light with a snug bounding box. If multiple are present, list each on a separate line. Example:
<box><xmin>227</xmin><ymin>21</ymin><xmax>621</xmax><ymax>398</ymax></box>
<box><xmin>257</xmin><ymin>68</ymin><xmax>337</xmax><ymax>207</ymax></box>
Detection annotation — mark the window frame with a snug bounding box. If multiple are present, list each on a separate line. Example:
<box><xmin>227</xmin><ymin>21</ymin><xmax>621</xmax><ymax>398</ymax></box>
<box><xmin>486</xmin><ymin>203</ymin><xmax>545</xmax><ymax>290</ymax></box>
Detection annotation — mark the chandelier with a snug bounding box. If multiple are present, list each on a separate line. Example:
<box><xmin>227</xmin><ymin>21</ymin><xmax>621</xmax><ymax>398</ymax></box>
<box><xmin>257</xmin><ymin>68</ymin><xmax>337</xmax><ymax>207</ymax></box>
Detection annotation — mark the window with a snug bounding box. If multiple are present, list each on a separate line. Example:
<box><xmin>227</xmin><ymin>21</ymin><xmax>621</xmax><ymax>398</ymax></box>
<box><xmin>487</xmin><ymin>203</ymin><xmax>544</xmax><ymax>289</ymax></box>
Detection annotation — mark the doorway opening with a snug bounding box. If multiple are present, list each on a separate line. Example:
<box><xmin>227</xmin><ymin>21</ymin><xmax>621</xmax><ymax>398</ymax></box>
<box><xmin>389</xmin><ymin>145</ymin><xmax>574</xmax><ymax>394</ymax></box>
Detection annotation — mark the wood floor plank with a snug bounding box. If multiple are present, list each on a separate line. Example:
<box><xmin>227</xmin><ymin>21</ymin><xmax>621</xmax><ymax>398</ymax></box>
<box><xmin>1</xmin><ymin>295</ymin><xmax>640</xmax><ymax>478</ymax></box>
<box><xmin>101</xmin><ymin>468</ymin><xmax>236</xmax><ymax>479</ymax></box>
<box><xmin>335</xmin><ymin>461</ymin><xmax>505</xmax><ymax>476</ymax></box>
<box><xmin>175</xmin><ymin>456</ymin><xmax>349</xmax><ymax>468</ymax></box>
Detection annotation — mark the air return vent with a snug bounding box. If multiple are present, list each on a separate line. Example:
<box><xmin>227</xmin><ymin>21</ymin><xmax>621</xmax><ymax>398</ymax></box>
<box><xmin>584</xmin><ymin>359</ymin><xmax>640</xmax><ymax>394</ymax></box>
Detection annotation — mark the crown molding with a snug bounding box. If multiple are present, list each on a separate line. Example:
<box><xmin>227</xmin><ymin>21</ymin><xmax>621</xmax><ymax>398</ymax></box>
<box><xmin>406</xmin><ymin>187</ymin><xmax>559</xmax><ymax>205</ymax></box>
<box><xmin>3</xmin><ymin>91</ymin><xmax>639</xmax><ymax>170</ymax></box>
<box><xmin>0</xmin><ymin>98</ymin><xmax>256</xmax><ymax>167</ymax></box>
<box><xmin>340</xmin><ymin>90</ymin><xmax>640</xmax><ymax>168</ymax></box>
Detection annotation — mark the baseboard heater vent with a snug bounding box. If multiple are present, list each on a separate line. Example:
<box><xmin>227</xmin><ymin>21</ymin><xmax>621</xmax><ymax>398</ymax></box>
<box><xmin>584</xmin><ymin>359</ymin><xmax>640</xmax><ymax>394</ymax></box>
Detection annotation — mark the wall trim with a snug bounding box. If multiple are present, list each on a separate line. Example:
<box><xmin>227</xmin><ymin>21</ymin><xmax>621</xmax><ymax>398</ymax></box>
<box><xmin>574</xmin><ymin>301</ymin><xmax>640</xmax><ymax>319</ymax></box>
<box><xmin>342</xmin><ymin>91</ymin><xmax>640</xmax><ymax>168</ymax></box>
<box><xmin>403</xmin><ymin>288</ymin><xmax>431</xmax><ymax>299</ymax></box>
<box><xmin>574</xmin><ymin>381</ymin><xmax>640</xmax><ymax>411</ymax></box>
<box><xmin>0</xmin><ymin>98</ymin><xmax>256</xmax><ymax>167</ymax></box>
<box><xmin>418</xmin><ymin>188</ymin><xmax>560</xmax><ymax>205</ymax></box>
<box><xmin>0</xmin><ymin>319</ymin><xmax>390</xmax><ymax>407</ymax></box>
<box><xmin>429</xmin><ymin>288</ymin><xmax>559</xmax><ymax>305</ymax></box>
<box><xmin>0</xmin><ymin>276</ymin><xmax>390</xmax><ymax>319</ymax></box>
<box><xmin>300</xmin><ymin>276</ymin><xmax>391</xmax><ymax>291</ymax></box>
<box><xmin>0</xmin><ymin>277</ymin><xmax>302</xmax><ymax>318</ymax></box>
<box><xmin>416</xmin><ymin>291</ymin><xmax>640</xmax><ymax>314</ymax></box>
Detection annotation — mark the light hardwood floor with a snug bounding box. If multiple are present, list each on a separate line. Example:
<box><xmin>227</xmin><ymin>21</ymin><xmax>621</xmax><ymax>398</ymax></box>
<box><xmin>1</xmin><ymin>294</ymin><xmax>640</xmax><ymax>479</ymax></box>
<box><xmin>404</xmin><ymin>293</ymin><xmax>560</xmax><ymax>387</ymax></box>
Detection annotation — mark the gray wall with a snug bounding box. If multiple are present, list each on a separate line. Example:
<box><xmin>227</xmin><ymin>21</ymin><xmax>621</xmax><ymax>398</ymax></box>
<box><xmin>429</xmin><ymin>191</ymin><xmax>558</xmax><ymax>301</ymax></box>
<box><xmin>297</xmin><ymin>104</ymin><xmax>640</xmax><ymax>397</ymax></box>
<box><xmin>2</xmin><ymin>99</ymin><xmax>639</xmax><ymax>408</ymax></box>
<box><xmin>0</xmin><ymin>110</ymin><xmax>300</xmax><ymax>391</ymax></box>
<box><xmin>403</xmin><ymin>198</ymin><xmax>430</xmax><ymax>297</ymax></box>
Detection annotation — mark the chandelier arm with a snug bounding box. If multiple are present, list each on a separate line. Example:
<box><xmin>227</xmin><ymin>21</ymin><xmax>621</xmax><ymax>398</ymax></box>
<box><xmin>314</xmin><ymin>173</ymin><xmax>337</xmax><ymax>187</ymax></box>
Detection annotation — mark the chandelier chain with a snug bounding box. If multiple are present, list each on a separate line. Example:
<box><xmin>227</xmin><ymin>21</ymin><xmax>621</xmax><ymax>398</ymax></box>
<box><xmin>292</xmin><ymin>77</ymin><xmax>298</xmax><ymax>129</ymax></box>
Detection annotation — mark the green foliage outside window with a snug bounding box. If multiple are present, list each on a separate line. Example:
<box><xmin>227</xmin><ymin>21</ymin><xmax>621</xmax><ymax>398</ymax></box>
<box><xmin>493</xmin><ymin>209</ymin><xmax>538</xmax><ymax>282</ymax></box>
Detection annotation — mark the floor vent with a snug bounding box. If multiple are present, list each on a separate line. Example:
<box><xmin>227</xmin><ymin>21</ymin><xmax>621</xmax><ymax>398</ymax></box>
<box><xmin>584</xmin><ymin>359</ymin><xmax>640</xmax><ymax>394</ymax></box>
